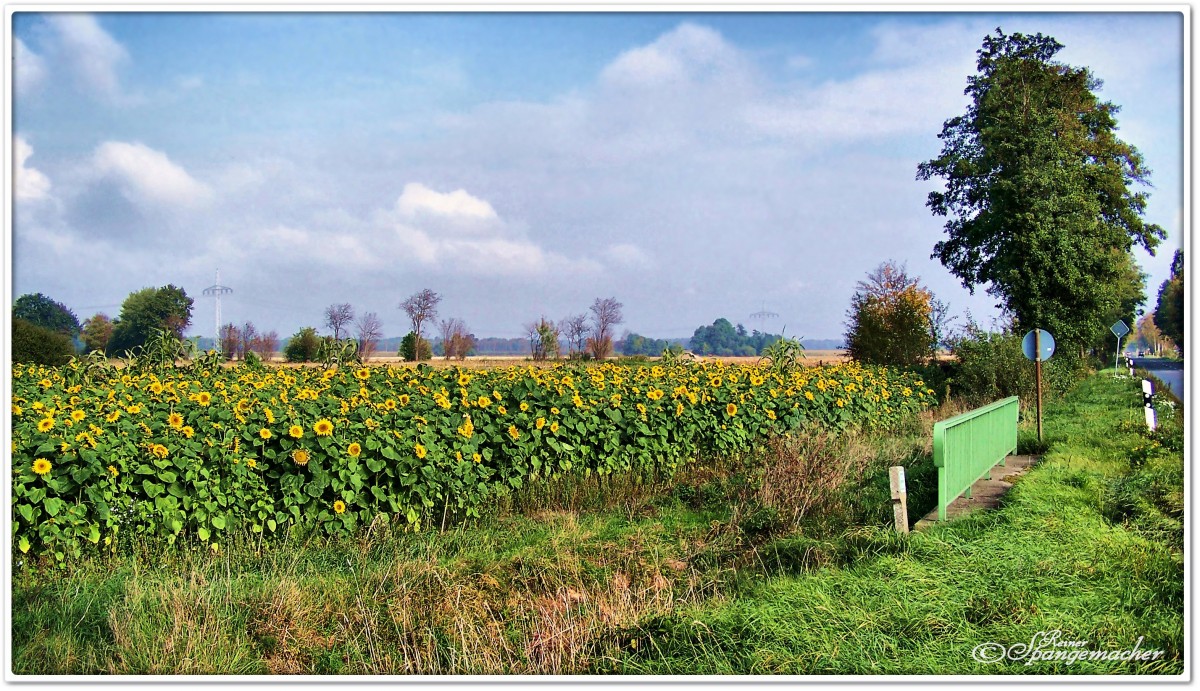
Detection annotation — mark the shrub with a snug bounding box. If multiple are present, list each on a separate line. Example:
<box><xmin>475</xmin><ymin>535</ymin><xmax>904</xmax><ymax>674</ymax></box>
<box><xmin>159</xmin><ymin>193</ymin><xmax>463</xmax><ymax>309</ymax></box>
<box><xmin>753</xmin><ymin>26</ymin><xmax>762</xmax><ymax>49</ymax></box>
<box><xmin>283</xmin><ymin>327</ymin><xmax>321</xmax><ymax>363</ymax></box>
<box><xmin>949</xmin><ymin>331</ymin><xmax>1088</xmax><ymax>406</ymax></box>
<box><xmin>12</xmin><ymin>318</ymin><xmax>75</xmax><ymax>366</ymax></box>
<box><xmin>399</xmin><ymin>332</ymin><xmax>432</xmax><ymax>361</ymax></box>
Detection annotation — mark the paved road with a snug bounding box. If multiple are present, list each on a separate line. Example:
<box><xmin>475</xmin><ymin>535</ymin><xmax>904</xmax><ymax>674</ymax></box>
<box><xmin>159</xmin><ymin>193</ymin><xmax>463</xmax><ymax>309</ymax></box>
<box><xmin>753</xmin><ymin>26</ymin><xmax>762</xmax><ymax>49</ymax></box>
<box><xmin>1130</xmin><ymin>357</ymin><xmax>1184</xmax><ymax>399</ymax></box>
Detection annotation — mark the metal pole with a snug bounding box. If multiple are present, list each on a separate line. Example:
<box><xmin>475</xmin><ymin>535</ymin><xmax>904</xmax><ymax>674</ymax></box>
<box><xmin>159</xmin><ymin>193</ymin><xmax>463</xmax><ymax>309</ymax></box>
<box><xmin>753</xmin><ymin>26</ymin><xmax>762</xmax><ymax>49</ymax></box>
<box><xmin>1035</xmin><ymin>329</ymin><xmax>1044</xmax><ymax>443</ymax></box>
<box><xmin>1115</xmin><ymin>335</ymin><xmax>1121</xmax><ymax>374</ymax></box>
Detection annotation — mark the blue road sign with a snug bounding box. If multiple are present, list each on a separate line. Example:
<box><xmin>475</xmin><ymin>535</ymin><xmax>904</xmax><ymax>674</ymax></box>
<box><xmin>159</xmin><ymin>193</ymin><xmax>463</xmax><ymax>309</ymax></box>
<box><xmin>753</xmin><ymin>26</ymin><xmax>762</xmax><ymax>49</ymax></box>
<box><xmin>1022</xmin><ymin>329</ymin><xmax>1055</xmax><ymax>362</ymax></box>
<box><xmin>1110</xmin><ymin>320</ymin><xmax>1130</xmax><ymax>338</ymax></box>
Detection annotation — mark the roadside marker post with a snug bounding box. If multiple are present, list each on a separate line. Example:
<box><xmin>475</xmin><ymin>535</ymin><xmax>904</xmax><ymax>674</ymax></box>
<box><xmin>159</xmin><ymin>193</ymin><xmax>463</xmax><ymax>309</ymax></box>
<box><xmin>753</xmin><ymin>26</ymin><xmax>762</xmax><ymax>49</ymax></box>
<box><xmin>1142</xmin><ymin>379</ymin><xmax>1157</xmax><ymax>431</ymax></box>
<box><xmin>889</xmin><ymin>466</ymin><xmax>909</xmax><ymax>534</ymax></box>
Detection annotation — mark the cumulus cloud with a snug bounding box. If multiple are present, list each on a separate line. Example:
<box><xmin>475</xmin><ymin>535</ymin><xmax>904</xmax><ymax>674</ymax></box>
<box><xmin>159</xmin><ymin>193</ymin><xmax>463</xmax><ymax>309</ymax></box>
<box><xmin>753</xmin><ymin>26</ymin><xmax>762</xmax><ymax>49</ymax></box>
<box><xmin>14</xmin><ymin>136</ymin><xmax>52</xmax><ymax>202</ymax></box>
<box><xmin>14</xmin><ymin>38</ymin><xmax>47</xmax><ymax>95</ymax></box>
<box><xmin>601</xmin><ymin>22</ymin><xmax>747</xmax><ymax>90</ymax></box>
<box><xmin>396</xmin><ymin>182</ymin><xmax>498</xmax><ymax>221</ymax></box>
<box><xmin>91</xmin><ymin>141</ymin><xmax>211</xmax><ymax>208</ymax></box>
<box><xmin>604</xmin><ymin>243</ymin><xmax>651</xmax><ymax>268</ymax></box>
<box><xmin>44</xmin><ymin>13</ymin><xmax>129</xmax><ymax>99</ymax></box>
<box><xmin>383</xmin><ymin>183</ymin><xmax>600</xmax><ymax>277</ymax></box>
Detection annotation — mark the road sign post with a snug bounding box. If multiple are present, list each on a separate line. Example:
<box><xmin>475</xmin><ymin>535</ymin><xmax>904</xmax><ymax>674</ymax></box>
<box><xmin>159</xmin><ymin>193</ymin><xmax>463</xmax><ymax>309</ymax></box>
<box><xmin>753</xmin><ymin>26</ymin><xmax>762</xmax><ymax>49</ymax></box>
<box><xmin>1022</xmin><ymin>329</ymin><xmax>1055</xmax><ymax>443</ymax></box>
<box><xmin>1110</xmin><ymin>320</ymin><xmax>1130</xmax><ymax>374</ymax></box>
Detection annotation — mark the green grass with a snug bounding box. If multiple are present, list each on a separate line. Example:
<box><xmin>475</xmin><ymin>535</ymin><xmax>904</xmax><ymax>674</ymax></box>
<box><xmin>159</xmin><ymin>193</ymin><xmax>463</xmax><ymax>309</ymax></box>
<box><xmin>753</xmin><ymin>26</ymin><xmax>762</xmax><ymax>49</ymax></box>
<box><xmin>10</xmin><ymin>373</ymin><xmax>1183</xmax><ymax>675</ymax></box>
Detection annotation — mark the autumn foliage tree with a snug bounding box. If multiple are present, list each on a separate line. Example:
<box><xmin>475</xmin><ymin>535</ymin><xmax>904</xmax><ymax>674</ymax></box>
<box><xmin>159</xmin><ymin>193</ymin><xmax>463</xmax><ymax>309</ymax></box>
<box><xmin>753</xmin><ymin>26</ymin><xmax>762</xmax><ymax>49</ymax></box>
<box><xmin>844</xmin><ymin>261</ymin><xmax>937</xmax><ymax>368</ymax></box>
<box><xmin>587</xmin><ymin>297</ymin><xmax>623</xmax><ymax>360</ymax></box>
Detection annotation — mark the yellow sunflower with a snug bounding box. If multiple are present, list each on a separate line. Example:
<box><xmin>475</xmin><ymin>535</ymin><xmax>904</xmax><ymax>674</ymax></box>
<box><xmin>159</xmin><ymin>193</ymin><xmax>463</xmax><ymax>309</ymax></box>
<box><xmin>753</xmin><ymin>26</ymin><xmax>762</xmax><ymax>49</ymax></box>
<box><xmin>333</xmin><ymin>500</ymin><xmax>346</xmax><ymax>514</ymax></box>
<box><xmin>289</xmin><ymin>425</ymin><xmax>304</xmax><ymax>439</ymax></box>
<box><xmin>726</xmin><ymin>403</ymin><xmax>738</xmax><ymax>417</ymax></box>
<box><xmin>535</xmin><ymin>417</ymin><xmax>546</xmax><ymax>430</ymax></box>
<box><xmin>508</xmin><ymin>425</ymin><xmax>520</xmax><ymax>441</ymax></box>
<box><xmin>347</xmin><ymin>442</ymin><xmax>362</xmax><ymax>457</ymax></box>
<box><xmin>37</xmin><ymin>417</ymin><xmax>54</xmax><ymax>433</ymax></box>
<box><xmin>32</xmin><ymin>458</ymin><xmax>52</xmax><ymax>476</ymax></box>
<box><xmin>314</xmin><ymin>419</ymin><xmax>334</xmax><ymax>436</ymax></box>
<box><xmin>168</xmin><ymin>412</ymin><xmax>184</xmax><ymax>428</ymax></box>
<box><xmin>259</xmin><ymin>428</ymin><xmax>272</xmax><ymax>440</ymax></box>
<box><xmin>414</xmin><ymin>444</ymin><xmax>428</xmax><ymax>459</ymax></box>
<box><xmin>71</xmin><ymin>410</ymin><xmax>86</xmax><ymax>422</ymax></box>
<box><xmin>292</xmin><ymin>449</ymin><xmax>310</xmax><ymax>466</ymax></box>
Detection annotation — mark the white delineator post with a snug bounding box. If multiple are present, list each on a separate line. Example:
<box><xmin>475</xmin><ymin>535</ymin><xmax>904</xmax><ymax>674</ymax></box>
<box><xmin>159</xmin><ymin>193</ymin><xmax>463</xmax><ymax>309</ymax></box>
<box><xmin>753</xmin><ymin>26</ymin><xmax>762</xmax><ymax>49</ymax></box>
<box><xmin>1142</xmin><ymin>379</ymin><xmax>1157</xmax><ymax>431</ymax></box>
<box><xmin>890</xmin><ymin>466</ymin><xmax>909</xmax><ymax>534</ymax></box>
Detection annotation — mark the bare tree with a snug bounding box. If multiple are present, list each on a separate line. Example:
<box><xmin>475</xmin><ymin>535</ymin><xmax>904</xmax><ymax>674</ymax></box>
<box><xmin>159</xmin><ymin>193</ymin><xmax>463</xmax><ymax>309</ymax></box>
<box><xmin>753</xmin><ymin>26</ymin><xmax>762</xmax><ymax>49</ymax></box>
<box><xmin>324</xmin><ymin>303</ymin><xmax>355</xmax><ymax>341</ymax></box>
<box><xmin>219</xmin><ymin>323</ymin><xmax>242</xmax><ymax>359</ymax></box>
<box><xmin>401</xmin><ymin>289</ymin><xmax>441</xmax><ymax>349</ymax></box>
<box><xmin>356</xmin><ymin>312</ymin><xmax>384</xmax><ymax>362</ymax></box>
<box><xmin>587</xmin><ymin>297</ymin><xmax>624</xmax><ymax>360</ymax></box>
<box><xmin>440</xmin><ymin>317</ymin><xmax>474</xmax><ymax>360</ymax></box>
<box><xmin>560</xmin><ymin>313</ymin><xmax>589</xmax><ymax>359</ymax></box>
<box><xmin>257</xmin><ymin>331</ymin><xmax>280</xmax><ymax>362</ymax></box>
<box><xmin>240</xmin><ymin>321</ymin><xmax>259</xmax><ymax>360</ymax></box>
<box><xmin>525</xmin><ymin>317</ymin><xmax>560</xmax><ymax>361</ymax></box>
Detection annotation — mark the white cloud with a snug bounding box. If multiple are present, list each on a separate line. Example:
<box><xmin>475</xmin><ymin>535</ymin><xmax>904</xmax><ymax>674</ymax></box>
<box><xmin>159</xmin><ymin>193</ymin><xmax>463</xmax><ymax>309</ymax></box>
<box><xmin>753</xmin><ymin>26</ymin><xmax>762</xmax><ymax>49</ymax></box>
<box><xmin>601</xmin><ymin>22</ymin><xmax>748</xmax><ymax>90</ymax></box>
<box><xmin>396</xmin><ymin>182</ymin><xmax>498</xmax><ymax>221</ymax></box>
<box><xmin>604</xmin><ymin>243</ymin><xmax>651</xmax><ymax>268</ymax></box>
<box><xmin>14</xmin><ymin>39</ymin><xmax>47</xmax><ymax>95</ymax></box>
<box><xmin>14</xmin><ymin>136</ymin><xmax>52</xmax><ymax>202</ymax></box>
<box><xmin>44</xmin><ymin>13</ymin><xmax>128</xmax><ymax>99</ymax></box>
<box><xmin>91</xmin><ymin>141</ymin><xmax>211</xmax><ymax>208</ymax></box>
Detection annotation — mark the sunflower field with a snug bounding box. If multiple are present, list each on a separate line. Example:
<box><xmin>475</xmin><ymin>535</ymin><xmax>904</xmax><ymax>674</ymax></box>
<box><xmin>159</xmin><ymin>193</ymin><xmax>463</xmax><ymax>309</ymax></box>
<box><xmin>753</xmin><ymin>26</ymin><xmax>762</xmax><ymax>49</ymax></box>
<box><xmin>11</xmin><ymin>359</ymin><xmax>935</xmax><ymax>561</ymax></box>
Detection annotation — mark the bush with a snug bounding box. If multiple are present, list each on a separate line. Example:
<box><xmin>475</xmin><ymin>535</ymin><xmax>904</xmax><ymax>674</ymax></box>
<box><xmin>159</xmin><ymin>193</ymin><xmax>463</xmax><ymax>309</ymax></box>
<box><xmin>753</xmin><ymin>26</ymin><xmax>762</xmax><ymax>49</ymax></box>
<box><xmin>283</xmin><ymin>327</ymin><xmax>321</xmax><ymax>362</ymax></box>
<box><xmin>399</xmin><ymin>332</ymin><xmax>432</xmax><ymax>361</ymax></box>
<box><xmin>949</xmin><ymin>331</ymin><xmax>1088</xmax><ymax>406</ymax></box>
<box><xmin>12</xmin><ymin>318</ymin><xmax>75</xmax><ymax>366</ymax></box>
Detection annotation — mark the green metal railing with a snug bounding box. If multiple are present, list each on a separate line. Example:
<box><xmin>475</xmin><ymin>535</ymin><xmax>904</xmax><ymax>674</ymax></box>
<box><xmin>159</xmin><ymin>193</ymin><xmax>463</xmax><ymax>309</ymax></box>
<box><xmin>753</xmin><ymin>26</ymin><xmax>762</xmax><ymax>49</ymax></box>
<box><xmin>932</xmin><ymin>396</ymin><xmax>1020</xmax><ymax>521</ymax></box>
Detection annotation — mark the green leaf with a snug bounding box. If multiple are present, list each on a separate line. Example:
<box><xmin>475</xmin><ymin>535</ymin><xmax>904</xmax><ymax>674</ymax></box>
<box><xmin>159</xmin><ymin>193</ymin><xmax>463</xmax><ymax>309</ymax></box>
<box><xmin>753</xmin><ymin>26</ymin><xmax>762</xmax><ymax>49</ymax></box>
<box><xmin>17</xmin><ymin>504</ymin><xmax>34</xmax><ymax>524</ymax></box>
<box><xmin>18</xmin><ymin>536</ymin><xmax>30</xmax><ymax>554</ymax></box>
<box><xmin>43</xmin><ymin>497</ymin><xmax>65</xmax><ymax>517</ymax></box>
<box><xmin>143</xmin><ymin>481</ymin><xmax>164</xmax><ymax>498</ymax></box>
<box><xmin>198</xmin><ymin>526</ymin><xmax>211</xmax><ymax>541</ymax></box>
<box><xmin>212</xmin><ymin>515</ymin><xmax>226</xmax><ymax>530</ymax></box>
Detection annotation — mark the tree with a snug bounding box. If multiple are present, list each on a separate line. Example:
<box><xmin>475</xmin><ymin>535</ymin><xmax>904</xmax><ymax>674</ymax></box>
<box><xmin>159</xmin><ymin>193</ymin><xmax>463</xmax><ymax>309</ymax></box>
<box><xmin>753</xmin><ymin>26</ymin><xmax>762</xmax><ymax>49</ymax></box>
<box><xmin>844</xmin><ymin>261</ymin><xmax>937</xmax><ymax>368</ymax></box>
<box><xmin>399</xmin><ymin>331</ymin><xmax>432</xmax><ymax>361</ymax></box>
<box><xmin>690</xmin><ymin>318</ymin><xmax>739</xmax><ymax>355</ymax></box>
<box><xmin>80</xmin><ymin>313</ymin><xmax>113</xmax><ymax>354</ymax></box>
<box><xmin>12</xmin><ymin>293</ymin><xmax>80</xmax><ymax>337</ymax></box>
<box><xmin>1135</xmin><ymin>312</ymin><xmax>1167</xmax><ymax>355</ymax></box>
<box><xmin>356</xmin><ymin>312</ymin><xmax>384</xmax><ymax>362</ymax></box>
<box><xmin>12</xmin><ymin>319</ymin><xmax>75</xmax><ymax>366</ymax></box>
<box><xmin>587</xmin><ymin>297</ymin><xmax>623</xmax><ymax>360</ymax></box>
<box><xmin>256</xmin><ymin>331</ymin><xmax>280</xmax><ymax>361</ymax></box>
<box><xmin>401</xmin><ymin>289</ymin><xmax>441</xmax><ymax>350</ymax></box>
<box><xmin>324</xmin><ymin>303</ymin><xmax>355</xmax><ymax>341</ymax></box>
<box><xmin>107</xmin><ymin>285</ymin><xmax>194</xmax><ymax>354</ymax></box>
<box><xmin>560</xmin><ymin>313</ymin><xmax>589</xmax><ymax>359</ymax></box>
<box><xmin>1155</xmin><ymin>249</ymin><xmax>1183</xmax><ymax>350</ymax></box>
<box><xmin>240</xmin><ymin>321</ymin><xmax>259</xmax><ymax>361</ymax></box>
<box><xmin>917</xmin><ymin>29</ymin><xmax>1164</xmax><ymax>350</ymax></box>
<box><xmin>219</xmin><ymin>323</ymin><xmax>242</xmax><ymax>359</ymax></box>
<box><xmin>438</xmin><ymin>318</ymin><xmax>474</xmax><ymax>361</ymax></box>
<box><xmin>283</xmin><ymin>327</ymin><xmax>321</xmax><ymax>362</ymax></box>
<box><xmin>525</xmin><ymin>317</ymin><xmax>560</xmax><ymax>361</ymax></box>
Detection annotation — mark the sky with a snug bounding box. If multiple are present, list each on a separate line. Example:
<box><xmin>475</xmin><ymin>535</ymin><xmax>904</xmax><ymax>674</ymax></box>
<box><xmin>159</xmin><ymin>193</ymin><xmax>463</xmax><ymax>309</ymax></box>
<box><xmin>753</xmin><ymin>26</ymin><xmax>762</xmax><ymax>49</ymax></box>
<box><xmin>9</xmin><ymin>9</ymin><xmax>1186</xmax><ymax>342</ymax></box>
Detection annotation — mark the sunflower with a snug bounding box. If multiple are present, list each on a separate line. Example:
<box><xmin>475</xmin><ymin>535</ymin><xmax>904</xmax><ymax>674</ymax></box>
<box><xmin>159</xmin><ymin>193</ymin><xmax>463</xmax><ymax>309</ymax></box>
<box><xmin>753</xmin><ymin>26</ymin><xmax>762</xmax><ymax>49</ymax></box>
<box><xmin>497</xmin><ymin>406</ymin><xmax>507</xmax><ymax>415</ymax></box>
<box><xmin>289</xmin><ymin>425</ymin><xmax>304</xmax><ymax>439</ymax></box>
<box><xmin>520</xmin><ymin>402</ymin><xmax>530</xmax><ymax>412</ymax></box>
<box><xmin>347</xmin><ymin>442</ymin><xmax>362</xmax><ymax>457</ymax></box>
<box><xmin>247</xmin><ymin>458</ymin><xmax>258</xmax><ymax>468</ymax></box>
<box><xmin>37</xmin><ymin>417</ymin><xmax>54</xmax><ymax>433</ymax></box>
<box><xmin>399</xmin><ymin>394</ymin><xmax>410</xmax><ymax>406</ymax></box>
<box><xmin>508</xmin><ymin>425</ymin><xmax>520</xmax><ymax>441</ymax></box>
<box><xmin>477</xmin><ymin>396</ymin><xmax>491</xmax><ymax>408</ymax></box>
<box><xmin>107</xmin><ymin>465</ymin><xmax>119</xmax><ymax>477</ymax></box>
<box><xmin>70</xmin><ymin>410</ymin><xmax>86</xmax><ymax>422</ymax></box>
<box><xmin>414</xmin><ymin>444</ymin><xmax>428</xmax><ymax>459</ymax></box>
<box><xmin>197</xmin><ymin>392</ymin><xmax>212</xmax><ymax>406</ymax></box>
<box><xmin>333</xmin><ymin>500</ymin><xmax>346</xmax><ymax>514</ymax></box>
<box><xmin>168</xmin><ymin>412</ymin><xmax>184</xmax><ymax>428</ymax></box>
<box><xmin>149</xmin><ymin>382</ymin><xmax>164</xmax><ymax>394</ymax></box>
<box><xmin>106</xmin><ymin>410</ymin><xmax>121</xmax><ymax>423</ymax></box>
<box><xmin>259</xmin><ymin>428</ymin><xmax>272</xmax><ymax>440</ymax></box>
<box><xmin>472</xmin><ymin>452</ymin><xmax>482</xmax><ymax>464</ymax></box>
<box><xmin>726</xmin><ymin>403</ymin><xmax>738</xmax><ymax>417</ymax></box>
<box><xmin>549</xmin><ymin>421</ymin><xmax>559</xmax><ymax>434</ymax></box>
<box><xmin>181</xmin><ymin>426</ymin><xmax>195</xmax><ymax>439</ymax></box>
<box><xmin>151</xmin><ymin>444</ymin><xmax>169</xmax><ymax>459</ymax></box>
<box><xmin>127</xmin><ymin>404</ymin><xmax>142</xmax><ymax>414</ymax></box>
<box><xmin>314</xmin><ymin>419</ymin><xmax>334</xmax><ymax>436</ymax></box>
<box><xmin>32</xmin><ymin>458</ymin><xmax>52</xmax><ymax>476</ymax></box>
<box><xmin>457</xmin><ymin>373</ymin><xmax>471</xmax><ymax>387</ymax></box>
<box><xmin>292</xmin><ymin>449</ymin><xmax>310</xmax><ymax>466</ymax></box>
<box><xmin>536</xmin><ymin>417</ymin><xmax>546</xmax><ymax>430</ymax></box>
<box><xmin>805</xmin><ymin>391</ymin><xmax>815</xmax><ymax>401</ymax></box>
<box><xmin>356</xmin><ymin>368</ymin><xmax>371</xmax><ymax>381</ymax></box>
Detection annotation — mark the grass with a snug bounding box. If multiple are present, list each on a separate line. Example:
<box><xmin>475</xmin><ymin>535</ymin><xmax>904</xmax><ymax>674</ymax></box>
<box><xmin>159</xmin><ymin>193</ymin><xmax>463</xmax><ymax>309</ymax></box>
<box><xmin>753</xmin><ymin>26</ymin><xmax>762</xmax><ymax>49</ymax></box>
<box><xmin>10</xmin><ymin>373</ymin><xmax>1183</xmax><ymax>675</ymax></box>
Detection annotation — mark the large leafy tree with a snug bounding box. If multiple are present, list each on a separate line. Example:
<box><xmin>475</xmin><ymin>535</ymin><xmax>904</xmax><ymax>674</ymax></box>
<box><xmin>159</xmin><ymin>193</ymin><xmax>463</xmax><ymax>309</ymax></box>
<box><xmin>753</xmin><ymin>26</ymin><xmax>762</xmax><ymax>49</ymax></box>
<box><xmin>12</xmin><ymin>293</ymin><xmax>80</xmax><ymax>337</ymax></box>
<box><xmin>917</xmin><ymin>29</ymin><xmax>1164</xmax><ymax>349</ymax></box>
<box><xmin>107</xmin><ymin>285</ymin><xmax>194</xmax><ymax>354</ymax></box>
<box><xmin>1155</xmin><ymin>249</ymin><xmax>1184</xmax><ymax>350</ymax></box>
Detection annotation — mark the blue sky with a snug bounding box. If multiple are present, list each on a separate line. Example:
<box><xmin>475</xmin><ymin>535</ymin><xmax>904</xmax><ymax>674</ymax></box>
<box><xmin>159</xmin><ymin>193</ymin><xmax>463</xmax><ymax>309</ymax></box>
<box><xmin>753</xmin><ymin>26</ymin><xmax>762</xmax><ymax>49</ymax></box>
<box><xmin>11</xmin><ymin>10</ymin><xmax>1185</xmax><ymax>342</ymax></box>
